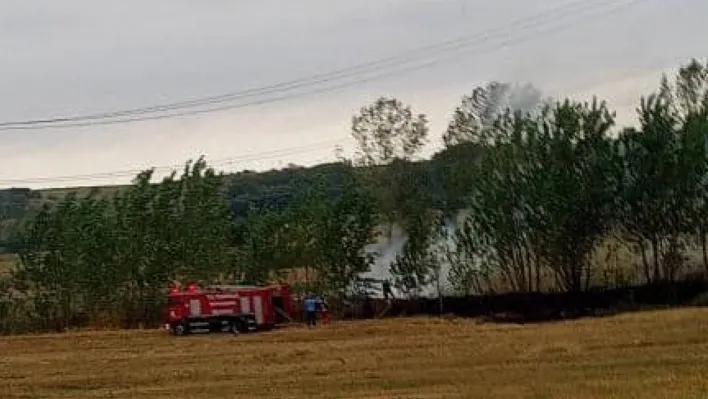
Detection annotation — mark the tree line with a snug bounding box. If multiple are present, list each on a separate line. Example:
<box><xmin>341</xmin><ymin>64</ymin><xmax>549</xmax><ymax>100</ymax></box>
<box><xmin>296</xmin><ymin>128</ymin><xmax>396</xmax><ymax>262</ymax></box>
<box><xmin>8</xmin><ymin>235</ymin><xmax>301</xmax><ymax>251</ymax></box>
<box><xmin>1</xmin><ymin>58</ymin><xmax>707</xmax><ymax>334</ymax></box>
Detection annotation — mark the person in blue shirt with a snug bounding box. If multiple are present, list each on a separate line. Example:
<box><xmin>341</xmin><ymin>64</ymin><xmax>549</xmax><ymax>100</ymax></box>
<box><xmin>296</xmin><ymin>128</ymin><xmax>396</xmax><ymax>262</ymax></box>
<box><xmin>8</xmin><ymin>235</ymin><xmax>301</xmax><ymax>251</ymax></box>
<box><xmin>303</xmin><ymin>293</ymin><xmax>319</xmax><ymax>327</ymax></box>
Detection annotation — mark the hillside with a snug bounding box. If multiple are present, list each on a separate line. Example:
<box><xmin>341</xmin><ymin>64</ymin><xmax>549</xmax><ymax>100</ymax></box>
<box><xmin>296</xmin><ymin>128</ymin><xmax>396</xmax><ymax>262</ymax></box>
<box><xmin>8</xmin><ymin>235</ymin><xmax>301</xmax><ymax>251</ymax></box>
<box><xmin>0</xmin><ymin>163</ymin><xmax>340</xmax><ymax>250</ymax></box>
<box><xmin>0</xmin><ymin>143</ymin><xmax>475</xmax><ymax>253</ymax></box>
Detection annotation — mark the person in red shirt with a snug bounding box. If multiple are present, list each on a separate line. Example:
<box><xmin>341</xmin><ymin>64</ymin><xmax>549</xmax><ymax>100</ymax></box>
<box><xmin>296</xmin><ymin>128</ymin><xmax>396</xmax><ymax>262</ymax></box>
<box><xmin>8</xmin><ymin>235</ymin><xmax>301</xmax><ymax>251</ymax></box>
<box><xmin>318</xmin><ymin>298</ymin><xmax>331</xmax><ymax>325</ymax></box>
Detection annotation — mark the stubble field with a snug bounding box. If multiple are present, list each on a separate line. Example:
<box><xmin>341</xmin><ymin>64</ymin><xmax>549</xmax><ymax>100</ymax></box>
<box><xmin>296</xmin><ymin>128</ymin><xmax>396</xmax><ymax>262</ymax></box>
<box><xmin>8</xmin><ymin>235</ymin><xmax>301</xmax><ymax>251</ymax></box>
<box><xmin>1</xmin><ymin>309</ymin><xmax>708</xmax><ymax>399</ymax></box>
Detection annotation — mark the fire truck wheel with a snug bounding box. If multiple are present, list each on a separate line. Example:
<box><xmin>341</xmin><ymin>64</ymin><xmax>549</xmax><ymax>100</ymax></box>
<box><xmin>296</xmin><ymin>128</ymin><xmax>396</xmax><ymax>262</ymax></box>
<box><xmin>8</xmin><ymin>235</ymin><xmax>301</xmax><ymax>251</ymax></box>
<box><xmin>229</xmin><ymin>321</ymin><xmax>241</xmax><ymax>335</ymax></box>
<box><xmin>172</xmin><ymin>322</ymin><xmax>187</xmax><ymax>336</ymax></box>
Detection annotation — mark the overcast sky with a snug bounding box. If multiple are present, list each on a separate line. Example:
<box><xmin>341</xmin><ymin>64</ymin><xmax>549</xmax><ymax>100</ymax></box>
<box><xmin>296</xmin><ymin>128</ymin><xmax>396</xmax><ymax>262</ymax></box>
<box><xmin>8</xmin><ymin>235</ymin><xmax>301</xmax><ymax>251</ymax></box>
<box><xmin>0</xmin><ymin>0</ymin><xmax>706</xmax><ymax>189</ymax></box>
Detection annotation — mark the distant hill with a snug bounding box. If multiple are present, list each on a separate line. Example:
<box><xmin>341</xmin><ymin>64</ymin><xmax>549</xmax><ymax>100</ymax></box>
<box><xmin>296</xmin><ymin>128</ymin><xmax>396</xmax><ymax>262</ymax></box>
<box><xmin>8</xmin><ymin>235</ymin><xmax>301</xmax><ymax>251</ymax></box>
<box><xmin>0</xmin><ymin>143</ymin><xmax>481</xmax><ymax>254</ymax></box>
<box><xmin>0</xmin><ymin>162</ymin><xmax>374</xmax><ymax>252</ymax></box>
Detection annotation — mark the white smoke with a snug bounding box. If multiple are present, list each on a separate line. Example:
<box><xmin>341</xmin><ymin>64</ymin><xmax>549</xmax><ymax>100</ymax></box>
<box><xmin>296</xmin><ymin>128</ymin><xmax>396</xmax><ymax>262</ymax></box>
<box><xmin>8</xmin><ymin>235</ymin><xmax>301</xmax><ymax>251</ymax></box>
<box><xmin>360</xmin><ymin>82</ymin><xmax>548</xmax><ymax>299</ymax></box>
<box><xmin>484</xmin><ymin>82</ymin><xmax>549</xmax><ymax>124</ymax></box>
<box><xmin>362</xmin><ymin>211</ymin><xmax>468</xmax><ymax>299</ymax></box>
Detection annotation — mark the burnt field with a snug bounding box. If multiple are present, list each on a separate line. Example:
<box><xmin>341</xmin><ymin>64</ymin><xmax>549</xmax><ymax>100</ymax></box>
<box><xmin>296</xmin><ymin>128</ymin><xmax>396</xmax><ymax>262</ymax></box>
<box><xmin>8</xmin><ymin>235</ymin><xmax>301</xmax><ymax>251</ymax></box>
<box><xmin>2</xmin><ymin>308</ymin><xmax>708</xmax><ymax>398</ymax></box>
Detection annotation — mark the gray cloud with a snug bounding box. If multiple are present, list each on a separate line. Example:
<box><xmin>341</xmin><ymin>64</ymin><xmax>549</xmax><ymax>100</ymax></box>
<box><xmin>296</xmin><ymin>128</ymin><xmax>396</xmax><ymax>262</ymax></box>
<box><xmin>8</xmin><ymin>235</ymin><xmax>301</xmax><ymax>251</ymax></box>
<box><xmin>0</xmin><ymin>0</ymin><xmax>706</xmax><ymax>188</ymax></box>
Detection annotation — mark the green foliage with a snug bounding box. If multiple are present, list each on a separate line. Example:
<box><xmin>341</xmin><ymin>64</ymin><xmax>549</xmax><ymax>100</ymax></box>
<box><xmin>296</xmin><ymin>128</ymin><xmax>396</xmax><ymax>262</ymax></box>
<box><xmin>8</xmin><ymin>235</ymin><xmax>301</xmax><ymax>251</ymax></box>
<box><xmin>430</xmin><ymin>142</ymin><xmax>484</xmax><ymax>212</ymax></box>
<box><xmin>351</xmin><ymin>96</ymin><xmax>429</xmax><ymax>166</ymax></box>
<box><xmin>227</xmin><ymin>161</ymin><xmax>381</xmax><ymax>299</ymax></box>
<box><xmin>350</xmin><ymin>97</ymin><xmax>432</xmax><ymax>234</ymax></box>
<box><xmin>237</xmin><ymin>205</ymin><xmax>293</xmax><ymax>284</ymax></box>
<box><xmin>616</xmin><ymin>59</ymin><xmax>708</xmax><ymax>282</ymax></box>
<box><xmin>389</xmin><ymin>210</ymin><xmax>450</xmax><ymax>298</ymax></box>
<box><xmin>530</xmin><ymin>99</ymin><xmax>619</xmax><ymax>292</ymax></box>
<box><xmin>460</xmin><ymin>109</ymin><xmax>541</xmax><ymax>293</ymax></box>
<box><xmin>9</xmin><ymin>157</ymin><xmax>233</xmax><ymax>330</ymax></box>
<box><xmin>447</xmin><ymin>213</ymin><xmax>496</xmax><ymax>295</ymax></box>
<box><xmin>305</xmin><ymin>166</ymin><xmax>380</xmax><ymax>297</ymax></box>
<box><xmin>442</xmin><ymin>81</ymin><xmax>546</xmax><ymax>147</ymax></box>
<box><xmin>389</xmin><ymin>212</ymin><xmax>436</xmax><ymax>297</ymax></box>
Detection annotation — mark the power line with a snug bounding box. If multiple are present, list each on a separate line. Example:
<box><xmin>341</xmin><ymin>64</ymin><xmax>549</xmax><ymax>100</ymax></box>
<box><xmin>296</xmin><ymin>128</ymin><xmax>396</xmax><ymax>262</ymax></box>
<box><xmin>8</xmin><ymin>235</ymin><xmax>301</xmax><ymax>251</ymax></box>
<box><xmin>2</xmin><ymin>57</ymin><xmax>669</xmax><ymax>189</ymax></box>
<box><xmin>0</xmin><ymin>0</ymin><xmax>649</xmax><ymax>131</ymax></box>
<box><xmin>0</xmin><ymin>138</ymin><xmax>347</xmax><ymax>187</ymax></box>
<box><xmin>0</xmin><ymin>55</ymin><xmax>659</xmax><ymax>188</ymax></box>
<box><xmin>0</xmin><ymin>0</ymin><xmax>601</xmax><ymax>127</ymax></box>
<box><xmin>0</xmin><ymin>0</ymin><xmax>657</xmax><ymax>187</ymax></box>
<box><xmin>0</xmin><ymin>0</ymin><xmax>663</xmax><ymax>188</ymax></box>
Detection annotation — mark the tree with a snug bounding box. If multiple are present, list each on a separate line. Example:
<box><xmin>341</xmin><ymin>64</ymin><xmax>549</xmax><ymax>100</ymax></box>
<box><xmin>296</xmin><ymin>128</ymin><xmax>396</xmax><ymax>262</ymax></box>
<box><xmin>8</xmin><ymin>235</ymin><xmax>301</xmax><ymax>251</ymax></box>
<box><xmin>436</xmin><ymin>82</ymin><xmax>547</xmax><ymax>220</ymax></box>
<box><xmin>172</xmin><ymin>157</ymin><xmax>233</xmax><ymax>283</ymax></box>
<box><xmin>350</xmin><ymin>97</ymin><xmax>430</xmax><ymax>237</ymax></box>
<box><xmin>237</xmin><ymin>205</ymin><xmax>294</xmax><ymax>284</ymax></box>
<box><xmin>429</xmin><ymin>213</ymin><xmax>450</xmax><ymax>315</ymax></box>
<box><xmin>12</xmin><ymin>190</ymin><xmax>121</xmax><ymax>330</ymax></box>
<box><xmin>460</xmin><ymin>97</ymin><xmax>619</xmax><ymax>293</ymax></box>
<box><xmin>12</xmin><ymin>156</ymin><xmax>238</xmax><ymax>330</ymax></box>
<box><xmin>389</xmin><ymin>209</ymin><xmax>449</xmax><ymax>313</ymax></box>
<box><xmin>442</xmin><ymin>81</ymin><xmax>546</xmax><ymax>147</ymax></box>
<box><xmin>430</xmin><ymin>141</ymin><xmax>485</xmax><ymax>212</ymax></box>
<box><xmin>461</xmin><ymin>109</ymin><xmax>541</xmax><ymax>293</ymax></box>
<box><xmin>617</xmin><ymin>93</ymin><xmax>694</xmax><ymax>283</ymax></box>
<box><xmin>14</xmin><ymin>199</ymin><xmax>83</xmax><ymax>331</ymax></box>
<box><xmin>662</xmin><ymin>59</ymin><xmax>708</xmax><ymax>277</ymax></box>
<box><xmin>447</xmin><ymin>212</ymin><xmax>496</xmax><ymax>295</ymax></box>
<box><xmin>389</xmin><ymin>211</ymin><xmax>437</xmax><ymax>298</ymax></box>
<box><xmin>530</xmin><ymin>99</ymin><xmax>619</xmax><ymax>292</ymax></box>
<box><xmin>109</xmin><ymin>158</ymin><xmax>234</xmax><ymax>326</ymax></box>
<box><xmin>308</xmin><ymin>166</ymin><xmax>380</xmax><ymax>299</ymax></box>
<box><xmin>351</xmin><ymin>96</ymin><xmax>428</xmax><ymax>166</ymax></box>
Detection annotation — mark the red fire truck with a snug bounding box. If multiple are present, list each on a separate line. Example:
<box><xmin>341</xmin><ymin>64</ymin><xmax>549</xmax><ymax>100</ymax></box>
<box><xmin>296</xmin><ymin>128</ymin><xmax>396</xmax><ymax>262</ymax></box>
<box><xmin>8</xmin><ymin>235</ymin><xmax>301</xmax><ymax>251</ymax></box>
<box><xmin>163</xmin><ymin>282</ymin><xmax>296</xmax><ymax>336</ymax></box>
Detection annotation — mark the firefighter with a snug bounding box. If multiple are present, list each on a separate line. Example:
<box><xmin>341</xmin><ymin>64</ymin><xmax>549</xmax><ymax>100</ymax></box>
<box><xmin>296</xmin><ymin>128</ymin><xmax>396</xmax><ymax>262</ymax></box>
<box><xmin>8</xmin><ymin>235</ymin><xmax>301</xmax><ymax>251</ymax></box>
<box><xmin>303</xmin><ymin>293</ymin><xmax>318</xmax><ymax>328</ymax></box>
<box><xmin>382</xmin><ymin>279</ymin><xmax>393</xmax><ymax>301</ymax></box>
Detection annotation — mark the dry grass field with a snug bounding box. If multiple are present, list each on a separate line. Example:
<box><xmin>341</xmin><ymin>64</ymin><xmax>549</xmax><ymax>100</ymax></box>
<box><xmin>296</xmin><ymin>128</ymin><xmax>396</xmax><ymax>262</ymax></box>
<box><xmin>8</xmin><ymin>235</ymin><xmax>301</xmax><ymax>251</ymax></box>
<box><xmin>1</xmin><ymin>309</ymin><xmax>708</xmax><ymax>399</ymax></box>
<box><xmin>0</xmin><ymin>253</ymin><xmax>17</xmax><ymax>275</ymax></box>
